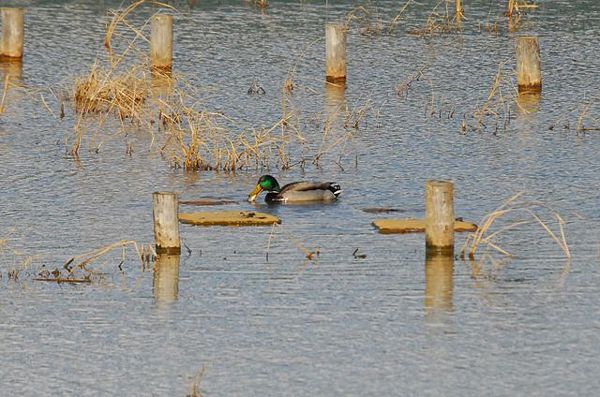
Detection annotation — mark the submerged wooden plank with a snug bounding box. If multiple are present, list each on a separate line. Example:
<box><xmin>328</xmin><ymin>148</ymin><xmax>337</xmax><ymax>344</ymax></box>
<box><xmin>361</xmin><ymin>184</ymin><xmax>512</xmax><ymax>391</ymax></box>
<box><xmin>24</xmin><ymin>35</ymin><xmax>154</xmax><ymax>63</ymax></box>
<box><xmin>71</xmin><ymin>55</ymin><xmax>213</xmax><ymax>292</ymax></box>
<box><xmin>373</xmin><ymin>218</ymin><xmax>477</xmax><ymax>234</ymax></box>
<box><xmin>179</xmin><ymin>198</ymin><xmax>238</xmax><ymax>206</ymax></box>
<box><xmin>179</xmin><ymin>211</ymin><xmax>281</xmax><ymax>227</ymax></box>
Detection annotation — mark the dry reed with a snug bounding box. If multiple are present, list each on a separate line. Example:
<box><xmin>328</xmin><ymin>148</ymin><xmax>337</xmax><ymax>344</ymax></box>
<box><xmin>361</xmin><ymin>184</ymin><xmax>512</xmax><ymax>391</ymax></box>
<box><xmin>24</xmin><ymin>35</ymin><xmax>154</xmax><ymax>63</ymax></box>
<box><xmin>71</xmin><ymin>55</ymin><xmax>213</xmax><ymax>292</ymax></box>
<box><xmin>0</xmin><ymin>230</ymin><xmax>38</xmax><ymax>281</ymax></box>
<box><xmin>460</xmin><ymin>192</ymin><xmax>571</xmax><ymax>260</ymax></box>
<box><xmin>407</xmin><ymin>0</ymin><xmax>460</xmax><ymax>36</ymax></box>
<box><xmin>461</xmin><ymin>59</ymin><xmax>515</xmax><ymax>134</ymax></box>
<box><xmin>344</xmin><ymin>5</ymin><xmax>384</xmax><ymax>36</ymax></box>
<box><xmin>266</xmin><ymin>223</ymin><xmax>320</xmax><ymax>262</ymax></box>
<box><xmin>186</xmin><ymin>366</ymin><xmax>205</xmax><ymax>397</ymax></box>
<box><xmin>548</xmin><ymin>94</ymin><xmax>600</xmax><ymax>134</ymax></box>
<box><xmin>506</xmin><ymin>0</ymin><xmax>538</xmax><ymax>19</ymax></box>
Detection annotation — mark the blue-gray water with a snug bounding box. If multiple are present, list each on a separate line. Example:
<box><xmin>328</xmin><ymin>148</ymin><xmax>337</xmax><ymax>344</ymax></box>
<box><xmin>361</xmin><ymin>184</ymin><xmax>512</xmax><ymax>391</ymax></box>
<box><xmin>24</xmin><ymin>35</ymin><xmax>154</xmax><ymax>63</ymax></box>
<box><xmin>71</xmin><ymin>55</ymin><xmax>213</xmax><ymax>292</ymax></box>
<box><xmin>1</xmin><ymin>1</ymin><xmax>600</xmax><ymax>395</ymax></box>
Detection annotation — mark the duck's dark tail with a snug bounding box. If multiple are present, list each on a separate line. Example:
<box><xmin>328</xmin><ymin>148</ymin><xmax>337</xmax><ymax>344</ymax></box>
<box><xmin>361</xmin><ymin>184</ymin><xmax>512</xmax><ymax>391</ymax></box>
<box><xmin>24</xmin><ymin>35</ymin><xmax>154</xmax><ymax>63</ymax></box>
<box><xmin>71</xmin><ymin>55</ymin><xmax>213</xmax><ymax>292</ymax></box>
<box><xmin>328</xmin><ymin>183</ymin><xmax>342</xmax><ymax>198</ymax></box>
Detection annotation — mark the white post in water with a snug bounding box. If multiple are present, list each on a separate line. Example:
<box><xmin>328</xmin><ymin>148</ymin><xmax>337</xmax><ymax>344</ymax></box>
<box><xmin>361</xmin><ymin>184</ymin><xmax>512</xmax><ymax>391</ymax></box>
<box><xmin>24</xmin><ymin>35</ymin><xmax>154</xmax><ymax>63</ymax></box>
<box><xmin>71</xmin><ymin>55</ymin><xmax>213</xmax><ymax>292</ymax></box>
<box><xmin>325</xmin><ymin>24</ymin><xmax>346</xmax><ymax>83</ymax></box>
<box><xmin>153</xmin><ymin>192</ymin><xmax>181</xmax><ymax>254</ymax></box>
<box><xmin>425</xmin><ymin>180</ymin><xmax>454</xmax><ymax>256</ymax></box>
<box><xmin>0</xmin><ymin>8</ymin><xmax>24</xmax><ymax>60</ymax></box>
<box><xmin>516</xmin><ymin>36</ymin><xmax>542</xmax><ymax>94</ymax></box>
<box><xmin>150</xmin><ymin>14</ymin><xmax>173</xmax><ymax>73</ymax></box>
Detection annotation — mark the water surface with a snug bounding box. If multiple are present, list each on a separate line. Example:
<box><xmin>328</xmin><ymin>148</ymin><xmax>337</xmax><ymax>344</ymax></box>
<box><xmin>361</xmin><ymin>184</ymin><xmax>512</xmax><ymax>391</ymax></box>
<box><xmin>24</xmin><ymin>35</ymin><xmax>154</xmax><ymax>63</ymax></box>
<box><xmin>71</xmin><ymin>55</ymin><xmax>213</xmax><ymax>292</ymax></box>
<box><xmin>1</xmin><ymin>1</ymin><xmax>600</xmax><ymax>395</ymax></box>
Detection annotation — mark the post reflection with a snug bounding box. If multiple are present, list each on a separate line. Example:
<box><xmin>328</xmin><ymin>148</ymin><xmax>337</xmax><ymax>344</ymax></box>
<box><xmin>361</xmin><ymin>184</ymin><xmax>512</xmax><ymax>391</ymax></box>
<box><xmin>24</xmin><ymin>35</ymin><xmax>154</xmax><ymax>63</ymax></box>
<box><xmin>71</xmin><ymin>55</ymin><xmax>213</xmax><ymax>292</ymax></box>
<box><xmin>0</xmin><ymin>60</ymin><xmax>23</xmax><ymax>85</ymax></box>
<box><xmin>424</xmin><ymin>252</ymin><xmax>454</xmax><ymax>313</ymax></box>
<box><xmin>151</xmin><ymin>73</ymin><xmax>174</xmax><ymax>98</ymax></box>
<box><xmin>516</xmin><ymin>92</ymin><xmax>541</xmax><ymax>116</ymax></box>
<box><xmin>324</xmin><ymin>81</ymin><xmax>347</xmax><ymax>125</ymax></box>
<box><xmin>153</xmin><ymin>254</ymin><xmax>180</xmax><ymax>305</ymax></box>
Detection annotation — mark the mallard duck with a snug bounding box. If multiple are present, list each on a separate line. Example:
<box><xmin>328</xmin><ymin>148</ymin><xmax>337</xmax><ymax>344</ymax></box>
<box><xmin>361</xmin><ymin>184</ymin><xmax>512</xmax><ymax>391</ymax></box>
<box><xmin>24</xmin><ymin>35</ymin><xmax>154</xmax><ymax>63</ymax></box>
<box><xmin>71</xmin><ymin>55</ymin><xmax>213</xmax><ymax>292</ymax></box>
<box><xmin>247</xmin><ymin>175</ymin><xmax>342</xmax><ymax>203</ymax></box>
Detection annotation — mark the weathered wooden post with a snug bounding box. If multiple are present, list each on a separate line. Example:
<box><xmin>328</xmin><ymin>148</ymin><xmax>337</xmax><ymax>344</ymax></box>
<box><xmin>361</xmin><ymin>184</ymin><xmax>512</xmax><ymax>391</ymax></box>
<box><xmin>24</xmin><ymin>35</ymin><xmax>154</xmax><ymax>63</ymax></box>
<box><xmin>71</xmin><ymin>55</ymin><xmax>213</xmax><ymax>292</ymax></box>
<box><xmin>516</xmin><ymin>36</ymin><xmax>542</xmax><ymax>94</ymax></box>
<box><xmin>153</xmin><ymin>253</ymin><xmax>180</xmax><ymax>304</ymax></box>
<box><xmin>150</xmin><ymin>14</ymin><xmax>173</xmax><ymax>73</ymax></box>
<box><xmin>325</xmin><ymin>24</ymin><xmax>346</xmax><ymax>83</ymax></box>
<box><xmin>153</xmin><ymin>192</ymin><xmax>181</xmax><ymax>254</ymax></box>
<box><xmin>0</xmin><ymin>8</ymin><xmax>24</xmax><ymax>60</ymax></box>
<box><xmin>425</xmin><ymin>180</ymin><xmax>454</xmax><ymax>255</ymax></box>
<box><xmin>425</xmin><ymin>252</ymin><xmax>454</xmax><ymax>312</ymax></box>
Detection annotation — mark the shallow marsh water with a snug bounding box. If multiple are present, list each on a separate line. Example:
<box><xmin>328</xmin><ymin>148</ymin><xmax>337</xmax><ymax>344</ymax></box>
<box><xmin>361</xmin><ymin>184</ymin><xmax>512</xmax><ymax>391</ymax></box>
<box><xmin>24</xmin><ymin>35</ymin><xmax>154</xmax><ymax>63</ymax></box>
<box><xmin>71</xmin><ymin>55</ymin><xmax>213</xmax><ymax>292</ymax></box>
<box><xmin>1</xmin><ymin>0</ymin><xmax>600</xmax><ymax>395</ymax></box>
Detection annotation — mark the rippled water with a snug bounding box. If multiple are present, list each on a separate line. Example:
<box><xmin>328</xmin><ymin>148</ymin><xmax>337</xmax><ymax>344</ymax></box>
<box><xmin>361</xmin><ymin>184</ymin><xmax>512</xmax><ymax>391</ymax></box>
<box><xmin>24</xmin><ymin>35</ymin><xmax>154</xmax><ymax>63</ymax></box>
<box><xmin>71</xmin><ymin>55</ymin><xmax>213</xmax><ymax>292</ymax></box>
<box><xmin>1</xmin><ymin>1</ymin><xmax>600</xmax><ymax>395</ymax></box>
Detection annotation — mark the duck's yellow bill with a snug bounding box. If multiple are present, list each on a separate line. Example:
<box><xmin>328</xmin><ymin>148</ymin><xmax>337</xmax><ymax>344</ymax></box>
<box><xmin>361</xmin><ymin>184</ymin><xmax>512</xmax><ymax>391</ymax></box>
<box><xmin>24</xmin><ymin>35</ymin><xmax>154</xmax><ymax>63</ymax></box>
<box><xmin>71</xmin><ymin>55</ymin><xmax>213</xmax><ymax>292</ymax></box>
<box><xmin>247</xmin><ymin>184</ymin><xmax>263</xmax><ymax>202</ymax></box>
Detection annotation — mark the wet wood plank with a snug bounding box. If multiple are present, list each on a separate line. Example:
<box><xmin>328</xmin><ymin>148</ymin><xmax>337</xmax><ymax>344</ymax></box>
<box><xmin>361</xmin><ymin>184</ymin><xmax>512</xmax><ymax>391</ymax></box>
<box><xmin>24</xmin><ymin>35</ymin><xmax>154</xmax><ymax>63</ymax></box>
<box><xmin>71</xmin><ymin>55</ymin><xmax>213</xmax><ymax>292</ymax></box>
<box><xmin>179</xmin><ymin>198</ymin><xmax>238</xmax><ymax>206</ymax></box>
<box><xmin>373</xmin><ymin>218</ymin><xmax>477</xmax><ymax>234</ymax></box>
<box><xmin>179</xmin><ymin>211</ymin><xmax>281</xmax><ymax>226</ymax></box>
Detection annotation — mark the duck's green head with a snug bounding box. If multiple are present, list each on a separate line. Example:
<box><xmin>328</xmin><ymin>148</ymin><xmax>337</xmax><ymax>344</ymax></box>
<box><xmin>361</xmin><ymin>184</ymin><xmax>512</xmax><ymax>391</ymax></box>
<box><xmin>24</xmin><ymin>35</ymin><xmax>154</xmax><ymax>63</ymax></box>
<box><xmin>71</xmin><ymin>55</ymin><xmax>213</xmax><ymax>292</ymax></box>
<box><xmin>248</xmin><ymin>175</ymin><xmax>280</xmax><ymax>202</ymax></box>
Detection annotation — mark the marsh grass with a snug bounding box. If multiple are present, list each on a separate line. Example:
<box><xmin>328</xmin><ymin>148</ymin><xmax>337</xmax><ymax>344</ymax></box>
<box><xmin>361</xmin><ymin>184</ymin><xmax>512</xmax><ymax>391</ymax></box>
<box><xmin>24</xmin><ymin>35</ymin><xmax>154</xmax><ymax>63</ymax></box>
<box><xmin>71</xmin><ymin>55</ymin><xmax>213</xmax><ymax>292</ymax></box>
<box><xmin>345</xmin><ymin>5</ymin><xmax>385</xmax><ymax>36</ymax></box>
<box><xmin>31</xmin><ymin>240</ymin><xmax>156</xmax><ymax>284</ymax></box>
<box><xmin>68</xmin><ymin>1</ymin><xmax>364</xmax><ymax>171</ymax></box>
<box><xmin>548</xmin><ymin>93</ymin><xmax>600</xmax><ymax>134</ymax></box>
<box><xmin>506</xmin><ymin>0</ymin><xmax>538</xmax><ymax>18</ymax></box>
<box><xmin>460</xmin><ymin>192</ymin><xmax>571</xmax><ymax>260</ymax></box>
<box><xmin>0</xmin><ymin>230</ymin><xmax>38</xmax><ymax>281</ymax></box>
<box><xmin>460</xmin><ymin>60</ymin><xmax>516</xmax><ymax>134</ymax></box>
<box><xmin>407</xmin><ymin>0</ymin><xmax>460</xmax><ymax>36</ymax></box>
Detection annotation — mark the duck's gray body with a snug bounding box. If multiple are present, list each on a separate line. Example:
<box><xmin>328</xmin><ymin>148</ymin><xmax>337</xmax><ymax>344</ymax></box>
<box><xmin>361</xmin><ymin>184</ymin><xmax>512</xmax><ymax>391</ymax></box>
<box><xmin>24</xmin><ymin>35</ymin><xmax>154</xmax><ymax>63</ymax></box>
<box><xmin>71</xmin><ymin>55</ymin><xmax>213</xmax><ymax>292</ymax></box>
<box><xmin>265</xmin><ymin>181</ymin><xmax>342</xmax><ymax>203</ymax></box>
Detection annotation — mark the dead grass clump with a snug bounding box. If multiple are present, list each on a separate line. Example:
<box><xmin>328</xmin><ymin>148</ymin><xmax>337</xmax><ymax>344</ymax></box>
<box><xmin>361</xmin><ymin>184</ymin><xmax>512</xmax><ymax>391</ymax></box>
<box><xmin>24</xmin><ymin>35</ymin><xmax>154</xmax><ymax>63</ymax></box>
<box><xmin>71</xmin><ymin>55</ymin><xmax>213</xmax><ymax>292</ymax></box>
<box><xmin>407</xmin><ymin>0</ymin><xmax>460</xmax><ymax>36</ymax></box>
<box><xmin>74</xmin><ymin>62</ymin><xmax>151</xmax><ymax>119</ymax></box>
<box><xmin>158</xmin><ymin>90</ymin><xmax>293</xmax><ymax>172</ymax></box>
<box><xmin>460</xmin><ymin>192</ymin><xmax>571</xmax><ymax>260</ymax></box>
<box><xmin>35</xmin><ymin>240</ymin><xmax>155</xmax><ymax>284</ymax></box>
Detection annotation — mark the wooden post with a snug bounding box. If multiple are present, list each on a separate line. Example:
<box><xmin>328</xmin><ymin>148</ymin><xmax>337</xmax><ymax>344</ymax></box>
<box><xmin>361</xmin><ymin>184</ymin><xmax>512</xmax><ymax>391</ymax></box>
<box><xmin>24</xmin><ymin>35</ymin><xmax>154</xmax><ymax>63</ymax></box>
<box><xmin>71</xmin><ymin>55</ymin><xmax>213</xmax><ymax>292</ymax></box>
<box><xmin>325</xmin><ymin>24</ymin><xmax>346</xmax><ymax>83</ymax></box>
<box><xmin>0</xmin><ymin>8</ymin><xmax>24</xmax><ymax>60</ymax></box>
<box><xmin>425</xmin><ymin>252</ymin><xmax>454</xmax><ymax>312</ymax></box>
<box><xmin>425</xmin><ymin>180</ymin><xmax>454</xmax><ymax>255</ymax></box>
<box><xmin>153</xmin><ymin>254</ymin><xmax>180</xmax><ymax>304</ymax></box>
<box><xmin>150</xmin><ymin>14</ymin><xmax>173</xmax><ymax>73</ymax></box>
<box><xmin>516</xmin><ymin>36</ymin><xmax>542</xmax><ymax>94</ymax></box>
<box><xmin>153</xmin><ymin>192</ymin><xmax>181</xmax><ymax>254</ymax></box>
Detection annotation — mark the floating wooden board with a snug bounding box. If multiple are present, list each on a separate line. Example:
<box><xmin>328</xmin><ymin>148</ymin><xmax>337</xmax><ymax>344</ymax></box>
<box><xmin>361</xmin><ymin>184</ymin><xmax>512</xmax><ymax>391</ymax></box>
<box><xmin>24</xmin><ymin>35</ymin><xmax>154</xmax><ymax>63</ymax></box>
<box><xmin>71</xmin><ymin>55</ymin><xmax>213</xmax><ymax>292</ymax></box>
<box><xmin>179</xmin><ymin>198</ymin><xmax>238</xmax><ymax>206</ymax></box>
<box><xmin>373</xmin><ymin>218</ymin><xmax>478</xmax><ymax>234</ymax></box>
<box><xmin>179</xmin><ymin>211</ymin><xmax>281</xmax><ymax>226</ymax></box>
<box><xmin>362</xmin><ymin>207</ymin><xmax>406</xmax><ymax>214</ymax></box>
